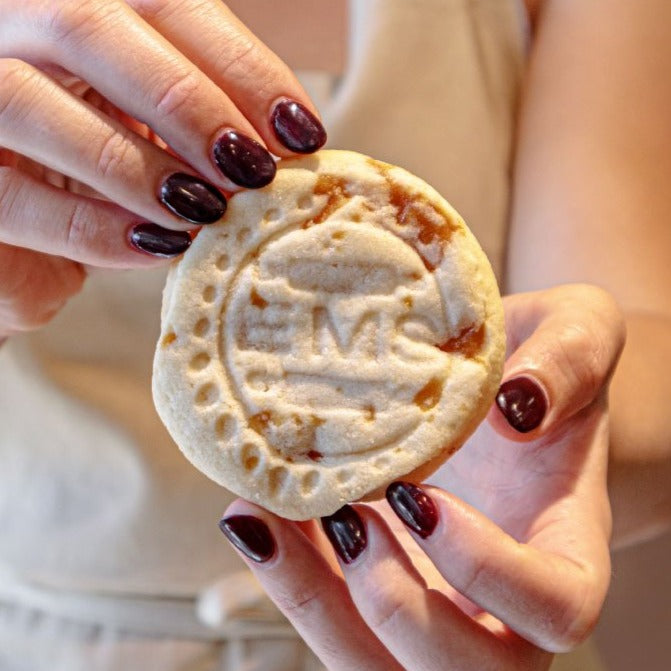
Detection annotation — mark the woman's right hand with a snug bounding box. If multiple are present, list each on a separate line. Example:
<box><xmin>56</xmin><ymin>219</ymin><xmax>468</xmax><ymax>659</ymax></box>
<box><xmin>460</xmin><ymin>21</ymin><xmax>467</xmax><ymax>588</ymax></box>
<box><xmin>0</xmin><ymin>0</ymin><xmax>325</xmax><ymax>339</ymax></box>
<box><xmin>219</xmin><ymin>285</ymin><xmax>624</xmax><ymax>671</ymax></box>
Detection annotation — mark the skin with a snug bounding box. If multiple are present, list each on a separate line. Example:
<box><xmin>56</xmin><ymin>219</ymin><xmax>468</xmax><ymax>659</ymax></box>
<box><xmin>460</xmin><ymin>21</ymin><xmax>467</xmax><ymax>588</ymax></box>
<box><xmin>507</xmin><ymin>0</ymin><xmax>671</xmax><ymax>548</ymax></box>
<box><xmin>0</xmin><ymin>0</ymin><xmax>668</xmax><ymax>669</ymax></box>
<box><xmin>226</xmin><ymin>285</ymin><xmax>623</xmax><ymax>670</ymax></box>
<box><xmin>223</xmin><ymin>0</ymin><xmax>670</xmax><ymax>668</ymax></box>
<box><xmin>0</xmin><ymin>0</ymin><xmax>319</xmax><ymax>338</ymax></box>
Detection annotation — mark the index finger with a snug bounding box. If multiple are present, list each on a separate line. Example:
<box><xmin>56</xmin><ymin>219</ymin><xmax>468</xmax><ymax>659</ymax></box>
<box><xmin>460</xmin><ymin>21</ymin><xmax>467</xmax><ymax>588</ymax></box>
<box><xmin>131</xmin><ymin>0</ymin><xmax>327</xmax><ymax>155</ymax></box>
<box><xmin>219</xmin><ymin>499</ymin><xmax>403</xmax><ymax>671</ymax></box>
<box><xmin>12</xmin><ymin>1</ymin><xmax>324</xmax><ymax>190</ymax></box>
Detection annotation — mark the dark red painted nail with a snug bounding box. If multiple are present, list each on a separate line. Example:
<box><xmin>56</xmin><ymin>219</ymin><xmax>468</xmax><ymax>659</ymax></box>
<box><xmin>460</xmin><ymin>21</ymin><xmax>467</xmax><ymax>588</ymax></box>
<box><xmin>386</xmin><ymin>482</ymin><xmax>438</xmax><ymax>539</ymax></box>
<box><xmin>271</xmin><ymin>100</ymin><xmax>327</xmax><ymax>154</ymax></box>
<box><xmin>129</xmin><ymin>223</ymin><xmax>192</xmax><ymax>257</ymax></box>
<box><xmin>218</xmin><ymin>515</ymin><xmax>275</xmax><ymax>563</ymax></box>
<box><xmin>496</xmin><ymin>376</ymin><xmax>547</xmax><ymax>433</ymax></box>
<box><xmin>321</xmin><ymin>505</ymin><xmax>367</xmax><ymax>564</ymax></box>
<box><xmin>159</xmin><ymin>173</ymin><xmax>227</xmax><ymax>224</ymax></box>
<box><xmin>213</xmin><ymin>130</ymin><xmax>277</xmax><ymax>188</ymax></box>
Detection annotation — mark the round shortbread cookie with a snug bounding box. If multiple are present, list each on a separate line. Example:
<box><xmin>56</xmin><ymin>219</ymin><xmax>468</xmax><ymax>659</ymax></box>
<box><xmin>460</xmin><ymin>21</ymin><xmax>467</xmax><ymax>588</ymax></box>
<box><xmin>153</xmin><ymin>150</ymin><xmax>505</xmax><ymax>520</ymax></box>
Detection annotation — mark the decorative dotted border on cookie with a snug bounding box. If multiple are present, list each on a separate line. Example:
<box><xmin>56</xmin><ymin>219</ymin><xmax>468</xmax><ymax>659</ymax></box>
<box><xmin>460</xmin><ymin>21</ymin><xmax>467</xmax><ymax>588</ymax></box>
<box><xmin>172</xmin><ymin>177</ymin><xmax>358</xmax><ymax>507</ymax></box>
<box><xmin>158</xmin><ymin>152</ymin><xmax>497</xmax><ymax>517</ymax></box>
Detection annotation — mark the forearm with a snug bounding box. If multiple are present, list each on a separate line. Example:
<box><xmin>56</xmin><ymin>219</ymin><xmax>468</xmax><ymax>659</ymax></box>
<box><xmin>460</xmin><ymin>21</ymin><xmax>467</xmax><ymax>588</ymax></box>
<box><xmin>607</xmin><ymin>313</ymin><xmax>671</xmax><ymax>547</ymax></box>
<box><xmin>507</xmin><ymin>0</ymin><xmax>671</xmax><ymax>544</ymax></box>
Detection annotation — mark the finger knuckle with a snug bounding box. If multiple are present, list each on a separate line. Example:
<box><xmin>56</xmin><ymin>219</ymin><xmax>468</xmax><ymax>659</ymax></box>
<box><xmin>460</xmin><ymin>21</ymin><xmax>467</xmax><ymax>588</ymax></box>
<box><xmin>3</xmin><ymin>302</ymin><xmax>43</xmax><ymax>333</ymax></box>
<box><xmin>364</xmin><ymin>584</ymin><xmax>410</xmax><ymax>633</ymax></box>
<box><xmin>0</xmin><ymin>258</ymin><xmax>46</xmax><ymax>332</ymax></box>
<box><xmin>94</xmin><ymin>130</ymin><xmax>131</xmax><ymax>179</ymax></box>
<box><xmin>152</xmin><ymin>69</ymin><xmax>203</xmax><ymax>122</ymax></box>
<box><xmin>579</xmin><ymin>284</ymin><xmax>627</xmax><ymax>353</ymax></box>
<box><xmin>6</xmin><ymin>276</ymin><xmax>80</xmax><ymax>332</ymax></box>
<box><xmin>545</xmin><ymin>574</ymin><xmax>602</xmax><ymax>652</ymax></box>
<box><xmin>0</xmin><ymin>168</ymin><xmax>28</xmax><ymax>239</ymax></box>
<box><xmin>0</xmin><ymin>166</ymin><xmax>20</xmax><ymax>213</ymax></box>
<box><xmin>2</xmin><ymin>281</ymin><xmax>33</xmax><ymax>330</ymax></box>
<box><xmin>214</xmin><ymin>35</ymin><xmax>258</xmax><ymax>83</ymax></box>
<box><xmin>43</xmin><ymin>0</ymin><xmax>90</xmax><ymax>41</ymax></box>
<box><xmin>43</xmin><ymin>0</ymin><xmax>122</xmax><ymax>46</ymax></box>
<box><xmin>51</xmin><ymin>258</ymin><xmax>87</xmax><ymax>298</ymax></box>
<box><xmin>133</xmin><ymin>0</ymin><xmax>194</xmax><ymax>22</ymax></box>
<box><xmin>559</xmin><ymin>284</ymin><xmax>626</xmax><ymax>369</ymax></box>
<box><xmin>131</xmin><ymin>0</ymin><xmax>167</xmax><ymax>20</ymax></box>
<box><xmin>565</xmin><ymin>283</ymin><xmax>616</xmax><ymax>311</ymax></box>
<box><xmin>12</xmin><ymin>301</ymin><xmax>57</xmax><ymax>331</ymax></box>
<box><xmin>0</xmin><ymin>59</ymin><xmax>41</xmax><ymax>123</ymax></box>
<box><xmin>210</xmin><ymin>27</ymin><xmax>286</xmax><ymax>98</ymax></box>
<box><xmin>63</xmin><ymin>200</ymin><xmax>101</xmax><ymax>256</ymax></box>
<box><xmin>271</xmin><ymin>582</ymin><xmax>331</xmax><ymax>621</ymax></box>
<box><xmin>457</xmin><ymin>553</ymin><xmax>489</xmax><ymax>596</ymax></box>
<box><xmin>553</xmin><ymin>322</ymin><xmax>600</xmax><ymax>394</ymax></box>
<box><xmin>548</xmin><ymin>608</ymin><xmax>598</xmax><ymax>653</ymax></box>
<box><xmin>0</xmin><ymin>59</ymin><xmax>31</xmax><ymax>99</ymax></box>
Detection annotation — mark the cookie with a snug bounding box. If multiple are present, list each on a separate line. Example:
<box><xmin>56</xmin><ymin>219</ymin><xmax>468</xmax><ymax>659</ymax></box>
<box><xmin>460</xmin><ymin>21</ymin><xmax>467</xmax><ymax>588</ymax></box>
<box><xmin>152</xmin><ymin>150</ymin><xmax>505</xmax><ymax>520</ymax></box>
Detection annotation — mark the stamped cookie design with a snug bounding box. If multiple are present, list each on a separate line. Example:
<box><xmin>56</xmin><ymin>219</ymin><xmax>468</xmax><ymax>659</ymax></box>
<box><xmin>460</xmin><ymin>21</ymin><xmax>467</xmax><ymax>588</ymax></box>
<box><xmin>153</xmin><ymin>151</ymin><xmax>504</xmax><ymax>520</ymax></box>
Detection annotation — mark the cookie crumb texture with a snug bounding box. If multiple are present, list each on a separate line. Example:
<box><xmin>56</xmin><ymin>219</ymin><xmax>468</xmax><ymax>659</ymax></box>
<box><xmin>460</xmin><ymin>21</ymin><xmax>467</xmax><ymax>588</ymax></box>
<box><xmin>153</xmin><ymin>151</ymin><xmax>504</xmax><ymax>520</ymax></box>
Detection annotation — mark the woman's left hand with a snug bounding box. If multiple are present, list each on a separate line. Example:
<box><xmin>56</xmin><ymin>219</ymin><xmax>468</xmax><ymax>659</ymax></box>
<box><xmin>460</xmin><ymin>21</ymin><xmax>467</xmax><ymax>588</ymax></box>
<box><xmin>218</xmin><ymin>284</ymin><xmax>624</xmax><ymax>670</ymax></box>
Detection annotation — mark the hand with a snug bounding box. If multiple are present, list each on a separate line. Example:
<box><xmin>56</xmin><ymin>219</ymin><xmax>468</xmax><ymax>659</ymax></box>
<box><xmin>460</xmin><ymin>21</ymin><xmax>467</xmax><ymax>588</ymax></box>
<box><xmin>0</xmin><ymin>0</ymin><xmax>325</xmax><ymax>339</ymax></box>
<box><xmin>218</xmin><ymin>284</ymin><xmax>625</xmax><ymax>670</ymax></box>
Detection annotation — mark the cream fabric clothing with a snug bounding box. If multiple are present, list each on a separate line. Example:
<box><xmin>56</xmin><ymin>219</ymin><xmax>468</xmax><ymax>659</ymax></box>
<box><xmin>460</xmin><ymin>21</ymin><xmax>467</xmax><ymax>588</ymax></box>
<box><xmin>0</xmin><ymin>1</ymin><xmax>604</xmax><ymax>669</ymax></box>
<box><xmin>0</xmin><ymin>0</ymin><xmax>523</xmax><ymax>600</ymax></box>
<box><xmin>0</xmin><ymin>599</ymin><xmax>324</xmax><ymax>671</ymax></box>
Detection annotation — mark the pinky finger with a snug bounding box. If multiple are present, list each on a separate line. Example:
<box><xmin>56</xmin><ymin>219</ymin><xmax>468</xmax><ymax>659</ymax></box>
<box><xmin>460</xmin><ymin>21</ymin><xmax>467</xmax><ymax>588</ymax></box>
<box><xmin>0</xmin><ymin>167</ymin><xmax>192</xmax><ymax>268</ymax></box>
<box><xmin>0</xmin><ymin>243</ymin><xmax>84</xmax><ymax>337</ymax></box>
<box><xmin>220</xmin><ymin>499</ymin><xmax>403</xmax><ymax>671</ymax></box>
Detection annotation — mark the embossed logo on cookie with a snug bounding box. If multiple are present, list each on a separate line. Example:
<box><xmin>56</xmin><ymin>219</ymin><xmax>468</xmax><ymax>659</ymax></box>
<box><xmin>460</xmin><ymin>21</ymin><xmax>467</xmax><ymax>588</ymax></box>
<box><xmin>223</xmin><ymin>219</ymin><xmax>456</xmax><ymax>463</ymax></box>
<box><xmin>154</xmin><ymin>151</ymin><xmax>503</xmax><ymax>519</ymax></box>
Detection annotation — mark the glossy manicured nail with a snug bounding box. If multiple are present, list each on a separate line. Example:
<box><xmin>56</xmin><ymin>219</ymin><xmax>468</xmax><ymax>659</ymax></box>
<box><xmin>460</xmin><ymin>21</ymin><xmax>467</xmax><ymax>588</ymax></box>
<box><xmin>159</xmin><ymin>173</ymin><xmax>227</xmax><ymax>224</ymax></box>
<box><xmin>218</xmin><ymin>515</ymin><xmax>275</xmax><ymax>563</ymax></box>
<box><xmin>386</xmin><ymin>482</ymin><xmax>438</xmax><ymax>539</ymax></box>
<box><xmin>213</xmin><ymin>130</ymin><xmax>277</xmax><ymax>188</ymax></box>
<box><xmin>271</xmin><ymin>100</ymin><xmax>327</xmax><ymax>153</ymax></box>
<box><xmin>321</xmin><ymin>505</ymin><xmax>367</xmax><ymax>564</ymax></box>
<box><xmin>129</xmin><ymin>223</ymin><xmax>192</xmax><ymax>257</ymax></box>
<box><xmin>496</xmin><ymin>376</ymin><xmax>547</xmax><ymax>433</ymax></box>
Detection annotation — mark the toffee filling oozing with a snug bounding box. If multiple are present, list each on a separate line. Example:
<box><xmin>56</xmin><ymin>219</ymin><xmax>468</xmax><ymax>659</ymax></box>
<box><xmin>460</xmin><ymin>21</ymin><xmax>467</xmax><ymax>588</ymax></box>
<box><xmin>438</xmin><ymin>323</ymin><xmax>486</xmax><ymax>359</ymax></box>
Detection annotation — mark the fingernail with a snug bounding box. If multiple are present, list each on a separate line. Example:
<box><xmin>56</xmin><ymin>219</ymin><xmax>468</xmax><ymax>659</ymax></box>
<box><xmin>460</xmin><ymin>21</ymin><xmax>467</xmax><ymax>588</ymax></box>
<box><xmin>321</xmin><ymin>505</ymin><xmax>367</xmax><ymax>564</ymax></box>
<box><xmin>129</xmin><ymin>223</ymin><xmax>192</xmax><ymax>257</ymax></box>
<box><xmin>385</xmin><ymin>482</ymin><xmax>438</xmax><ymax>539</ymax></box>
<box><xmin>159</xmin><ymin>173</ymin><xmax>227</xmax><ymax>224</ymax></box>
<box><xmin>496</xmin><ymin>376</ymin><xmax>547</xmax><ymax>433</ymax></box>
<box><xmin>213</xmin><ymin>130</ymin><xmax>277</xmax><ymax>188</ymax></box>
<box><xmin>218</xmin><ymin>515</ymin><xmax>275</xmax><ymax>563</ymax></box>
<box><xmin>271</xmin><ymin>100</ymin><xmax>327</xmax><ymax>154</ymax></box>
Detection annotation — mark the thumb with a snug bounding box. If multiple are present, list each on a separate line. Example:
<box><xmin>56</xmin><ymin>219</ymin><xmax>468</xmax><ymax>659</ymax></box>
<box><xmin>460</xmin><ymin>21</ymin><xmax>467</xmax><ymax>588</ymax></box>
<box><xmin>488</xmin><ymin>284</ymin><xmax>626</xmax><ymax>440</ymax></box>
